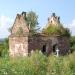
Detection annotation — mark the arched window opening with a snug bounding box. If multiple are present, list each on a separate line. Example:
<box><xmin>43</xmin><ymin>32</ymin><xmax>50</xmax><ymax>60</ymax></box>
<box><xmin>53</xmin><ymin>44</ymin><xmax>58</xmax><ymax>53</ymax></box>
<box><xmin>42</xmin><ymin>44</ymin><xmax>46</xmax><ymax>53</ymax></box>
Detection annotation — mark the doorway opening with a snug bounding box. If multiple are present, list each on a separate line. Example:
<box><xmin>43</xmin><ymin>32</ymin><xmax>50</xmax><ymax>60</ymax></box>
<box><xmin>42</xmin><ymin>44</ymin><xmax>46</xmax><ymax>53</ymax></box>
<box><xmin>53</xmin><ymin>44</ymin><xmax>58</xmax><ymax>53</ymax></box>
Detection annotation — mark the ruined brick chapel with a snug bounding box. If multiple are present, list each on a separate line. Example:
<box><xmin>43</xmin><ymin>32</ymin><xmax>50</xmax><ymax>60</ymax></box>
<box><xmin>9</xmin><ymin>12</ymin><xmax>70</xmax><ymax>57</ymax></box>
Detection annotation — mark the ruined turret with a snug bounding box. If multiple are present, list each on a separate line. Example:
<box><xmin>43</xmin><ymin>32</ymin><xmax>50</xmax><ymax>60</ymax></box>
<box><xmin>47</xmin><ymin>13</ymin><xmax>60</xmax><ymax>27</ymax></box>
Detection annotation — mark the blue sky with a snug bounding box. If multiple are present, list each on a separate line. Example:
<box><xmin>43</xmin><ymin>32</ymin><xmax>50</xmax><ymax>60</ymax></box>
<box><xmin>0</xmin><ymin>0</ymin><xmax>75</xmax><ymax>38</ymax></box>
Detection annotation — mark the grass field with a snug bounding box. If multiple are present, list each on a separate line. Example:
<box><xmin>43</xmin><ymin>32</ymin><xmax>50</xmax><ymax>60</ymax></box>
<box><xmin>0</xmin><ymin>51</ymin><xmax>75</xmax><ymax>75</ymax></box>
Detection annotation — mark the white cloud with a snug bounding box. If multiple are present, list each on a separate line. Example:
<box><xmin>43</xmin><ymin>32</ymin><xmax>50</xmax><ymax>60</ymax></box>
<box><xmin>0</xmin><ymin>15</ymin><xmax>13</xmax><ymax>38</ymax></box>
<box><xmin>69</xmin><ymin>19</ymin><xmax>75</xmax><ymax>28</ymax></box>
<box><xmin>65</xmin><ymin>19</ymin><xmax>75</xmax><ymax>36</ymax></box>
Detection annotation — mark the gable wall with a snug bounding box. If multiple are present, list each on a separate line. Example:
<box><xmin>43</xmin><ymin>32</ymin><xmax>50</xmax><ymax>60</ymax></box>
<box><xmin>11</xmin><ymin>14</ymin><xmax>29</xmax><ymax>35</ymax></box>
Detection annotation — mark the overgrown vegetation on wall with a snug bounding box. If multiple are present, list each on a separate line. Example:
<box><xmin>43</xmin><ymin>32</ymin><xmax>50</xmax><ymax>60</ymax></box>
<box><xmin>42</xmin><ymin>24</ymin><xmax>70</xmax><ymax>37</ymax></box>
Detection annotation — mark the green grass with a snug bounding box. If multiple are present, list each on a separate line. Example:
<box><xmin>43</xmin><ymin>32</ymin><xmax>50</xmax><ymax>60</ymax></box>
<box><xmin>0</xmin><ymin>51</ymin><xmax>75</xmax><ymax>75</ymax></box>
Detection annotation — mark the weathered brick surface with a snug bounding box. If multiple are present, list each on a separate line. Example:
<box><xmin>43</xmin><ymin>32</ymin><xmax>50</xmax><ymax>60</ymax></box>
<box><xmin>11</xmin><ymin>14</ymin><xmax>29</xmax><ymax>35</ymax></box>
<box><xmin>9</xmin><ymin>36</ymin><xmax>28</xmax><ymax>57</ymax></box>
<box><xmin>57</xmin><ymin>36</ymin><xmax>70</xmax><ymax>55</ymax></box>
<box><xmin>28</xmin><ymin>36</ymin><xmax>70</xmax><ymax>55</ymax></box>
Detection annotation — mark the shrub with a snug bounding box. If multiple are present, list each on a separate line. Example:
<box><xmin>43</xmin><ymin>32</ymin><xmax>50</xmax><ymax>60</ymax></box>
<box><xmin>0</xmin><ymin>38</ymin><xmax>9</xmax><ymax>57</ymax></box>
<box><xmin>70</xmin><ymin>36</ymin><xmax>75</xmax><ymax>52</ymax></box>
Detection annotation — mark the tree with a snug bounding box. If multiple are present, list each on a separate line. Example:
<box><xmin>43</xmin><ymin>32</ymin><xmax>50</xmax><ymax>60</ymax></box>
<box><xmin>26</xmin><ymin>11</ymin><xmax>39</xmax><ymax>34</ymax></box>
<box><xmin>0</xmin><ymin>38</ymin><xmax>9</xmax><ymax>57</ymax></box>
<box><xmin>70</xmin><ymin>36</ymin><xmax>75</xmax><ymax>52</ymax></box>
<box><xmin>61</xmin><ymin>28</ymin><xmax>71</xmax><ymax>37</ymax></box>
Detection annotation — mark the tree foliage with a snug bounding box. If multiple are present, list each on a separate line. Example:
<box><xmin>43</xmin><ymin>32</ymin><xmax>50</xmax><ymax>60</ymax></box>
<box><xmin>70</xmin><ymin>36</ymin><xmax>75</xmax><ymax>51</ymax></box>
<box><xmin>0</xmin><ymin>38</ymin><xmax>9</xmax><ymax>57</ymax></box>
<box><xmin>26</xmin><ymin>11</ymin><xmax>39</xmax><ymax>34</ymax></box>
